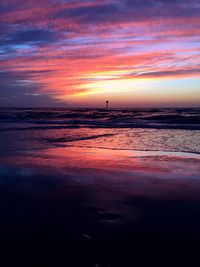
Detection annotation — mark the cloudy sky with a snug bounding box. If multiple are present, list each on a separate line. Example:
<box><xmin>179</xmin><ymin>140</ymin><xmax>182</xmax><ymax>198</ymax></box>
<box><xmin>0</xmin><ymin>0</ymin><xmax>200</xmax><ymax>107</ymax></box>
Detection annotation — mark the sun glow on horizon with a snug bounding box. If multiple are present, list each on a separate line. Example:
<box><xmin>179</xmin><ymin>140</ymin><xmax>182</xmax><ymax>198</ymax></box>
<box><xmin>61</xmin><ymin>72</ymin><xmax>156</xmax><ymax>98</ymax></box>
<box><xmin>55</xmin><ymin>76</ymin><xmax>200</xmax><ymax>108</ymax></box>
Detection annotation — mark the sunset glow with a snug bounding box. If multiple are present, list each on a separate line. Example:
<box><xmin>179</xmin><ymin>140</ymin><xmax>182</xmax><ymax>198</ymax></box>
<box><xmin>0</xmin><ymin>0</ymin><xmax>200</xmax><ymax>107</ymax></box>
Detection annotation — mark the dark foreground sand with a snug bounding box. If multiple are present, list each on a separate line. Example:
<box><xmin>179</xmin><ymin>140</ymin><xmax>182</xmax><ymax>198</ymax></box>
<box><xmin>0</xmin><ymin>147</ymin><xmax>200</xmax><ymax>266</ymax></box>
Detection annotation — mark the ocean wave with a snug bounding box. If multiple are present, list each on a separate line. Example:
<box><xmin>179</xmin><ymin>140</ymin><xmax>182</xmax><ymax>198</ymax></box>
<box><xmin>0</xmin><ymin>123</ymin><xmax>200</xmax><ymax>131</ymax></box>
<box><xmin>0</xmin><ymin>108</ymin><xmax>199</xmax><ymax>131</ymax></box>
<box><xmin>46</xmin><ymin>133</ymin><xmax>115</xmax><ymax>143</ymax></box>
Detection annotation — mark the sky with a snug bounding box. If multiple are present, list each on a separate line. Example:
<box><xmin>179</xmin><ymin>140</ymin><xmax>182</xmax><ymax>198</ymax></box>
<box><xmin>0</xmin><ymin>0</ymin><xmax>200</xmax><ymax>108</ymax></box>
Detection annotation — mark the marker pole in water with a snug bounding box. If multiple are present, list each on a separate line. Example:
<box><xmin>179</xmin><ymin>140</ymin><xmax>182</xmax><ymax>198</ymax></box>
<box><xmin>106</xmin><ymin>100</ymin><xmax>109</xmax><ymax>110</ymax></box>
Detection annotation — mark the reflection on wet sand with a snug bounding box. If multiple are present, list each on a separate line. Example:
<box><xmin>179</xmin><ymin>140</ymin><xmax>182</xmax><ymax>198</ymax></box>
<box><xmin>0</xmin><ymin>146</ymin><xmax>200</xmax><ymax>266</ymax></box>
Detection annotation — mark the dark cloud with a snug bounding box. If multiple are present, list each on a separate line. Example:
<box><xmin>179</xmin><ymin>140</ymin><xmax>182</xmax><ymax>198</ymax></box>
<box><xmin>0</xmin><ymin>29</ymin><xmax>59</xmax><ymax>47</ymax></box>
<box><xmin>52</xmin><ymin>0</ymin><xmax>200</xmax><ymax>26</ymax></box>
<box><xmin>0</xmin><ymin>71</ymin><xmax>64</xmax><ymax>107</ymax></box>
<box><xmin>132</xmin><ymin>68</ymin><xmax>200</xmax><ymax>78</ymax></box>
<box><xmin>0</xmin><ymin>93</ymin><xmax>65</xmax><ymax>107</ymax></box>
<box><xmin>55</xmin><ymin>3</ymin><xmax>120</xmax><ymax>23</ymax></box>
<box><xmin>0</xmin><ymin>70</ymin><xmax>41</xmax><ymax>98</ymax></box>
<box><xmin>10</xmin><ymin>29</ymin><xmax>57</xmax><ymax>44</ymax></box>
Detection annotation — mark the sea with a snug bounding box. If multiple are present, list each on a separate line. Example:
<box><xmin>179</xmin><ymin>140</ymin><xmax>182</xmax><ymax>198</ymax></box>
<box><xmin>0</xmin><ymin>107</ymin><xmax>200</xmax><ymax>155</ymax></box>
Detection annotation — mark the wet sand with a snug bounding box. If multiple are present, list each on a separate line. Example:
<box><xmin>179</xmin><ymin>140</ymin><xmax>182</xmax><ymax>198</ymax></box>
<box><xmin>0</xmin><ymin>146</ymin><xmax>200</xmax><ymax>266</ymax></box>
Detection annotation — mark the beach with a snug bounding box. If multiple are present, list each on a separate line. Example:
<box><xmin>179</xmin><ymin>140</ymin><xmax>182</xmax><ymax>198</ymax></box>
<box><xmin>0</xmin><ymin>108</ymin><xmax>200</xmax><ymax>266</ymax></box>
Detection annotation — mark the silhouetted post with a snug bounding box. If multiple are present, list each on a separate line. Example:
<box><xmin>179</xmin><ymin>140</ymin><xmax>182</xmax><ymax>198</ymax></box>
<box><xmin>106</xmin><ymin>100</ymin><xmax>109</xmax><ymax>110</ymax></box>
